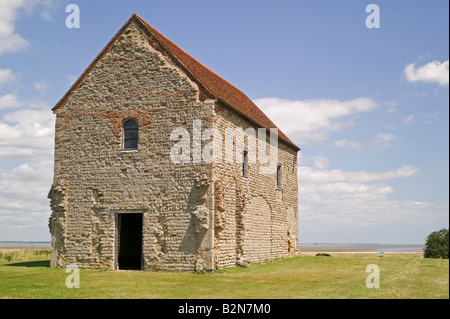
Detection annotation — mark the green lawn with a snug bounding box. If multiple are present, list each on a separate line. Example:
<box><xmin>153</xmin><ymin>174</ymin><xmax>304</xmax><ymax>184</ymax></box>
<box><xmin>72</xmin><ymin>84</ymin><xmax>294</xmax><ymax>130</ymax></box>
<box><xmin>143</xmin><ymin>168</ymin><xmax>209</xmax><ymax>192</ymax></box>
<box><xmin>0</xmin><ymin>249</ymin><xmax>448</xmax><ymax>299</ymax></box>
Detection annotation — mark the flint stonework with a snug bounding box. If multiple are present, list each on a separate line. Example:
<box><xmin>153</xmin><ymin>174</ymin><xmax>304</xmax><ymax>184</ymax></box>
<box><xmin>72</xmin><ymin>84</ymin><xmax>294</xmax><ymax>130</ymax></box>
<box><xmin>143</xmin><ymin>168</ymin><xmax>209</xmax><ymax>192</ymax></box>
<box><xmin>48</xmin><ymin>14</ymin><xmax>299</xmax><ymax>271</ymax></box>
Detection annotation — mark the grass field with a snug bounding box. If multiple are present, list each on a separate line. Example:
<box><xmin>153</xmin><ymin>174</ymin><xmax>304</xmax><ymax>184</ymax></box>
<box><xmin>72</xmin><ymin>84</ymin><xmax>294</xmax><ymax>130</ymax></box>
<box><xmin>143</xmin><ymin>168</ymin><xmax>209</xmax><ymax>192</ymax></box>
<box><xmin>0</xmin><ymin>249</ymin><xmax>448</xmax><ymax>299</ymax></box>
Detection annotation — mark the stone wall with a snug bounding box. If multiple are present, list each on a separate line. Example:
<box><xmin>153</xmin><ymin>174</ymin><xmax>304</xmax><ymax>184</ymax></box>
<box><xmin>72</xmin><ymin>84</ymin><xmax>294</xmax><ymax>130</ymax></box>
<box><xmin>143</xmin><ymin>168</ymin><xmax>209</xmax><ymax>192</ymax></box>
<box><xmin>49</xmin><ymin>20</ymin><xmax>214</xmax><ymax>271</ymax></box>
<box><xmin>49</xmin><ymin>19</ymin><xmax>298</xmax><ymax>272</ymax></box>
<box><xmin>212</xmin><ymin>100</ymin><xmax>299</xmax><ymax>269</ymax></box>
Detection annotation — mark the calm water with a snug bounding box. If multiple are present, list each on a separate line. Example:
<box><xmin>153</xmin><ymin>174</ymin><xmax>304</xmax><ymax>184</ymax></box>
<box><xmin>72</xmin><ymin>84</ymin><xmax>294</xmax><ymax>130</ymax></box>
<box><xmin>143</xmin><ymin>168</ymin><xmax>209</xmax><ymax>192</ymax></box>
<box><xmin>0</xmin><ymin>242</ymin><xmax>51</xmax><ymax>248</ymax></box>
<box><xmin>300</xmin><ymin>243</ymin><xmax>425</xmax><ymax>252</ymax></box>
<box><xmin>1</xmin><ymin>242</ymin><xmax>425</xmax><ymax>252</ymax></box>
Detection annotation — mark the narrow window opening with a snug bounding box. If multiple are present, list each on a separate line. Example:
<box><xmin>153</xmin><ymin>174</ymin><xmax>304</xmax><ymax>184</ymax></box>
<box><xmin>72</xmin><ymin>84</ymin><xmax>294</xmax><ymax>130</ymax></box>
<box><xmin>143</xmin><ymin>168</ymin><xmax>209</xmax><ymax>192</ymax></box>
<box><xmin>123</xmin><ymin>119</ymin><xmax>139</xmax><ymax>150</ymax></box>
<box><xmin>277</xmin><ymin>163</ymin><xmax>282</xmax><ymax>189</ymax></box>
<box><xmin>242</xmin><ymin>149</ymin><xmax>248</xmax><ymax>178</ymax></box>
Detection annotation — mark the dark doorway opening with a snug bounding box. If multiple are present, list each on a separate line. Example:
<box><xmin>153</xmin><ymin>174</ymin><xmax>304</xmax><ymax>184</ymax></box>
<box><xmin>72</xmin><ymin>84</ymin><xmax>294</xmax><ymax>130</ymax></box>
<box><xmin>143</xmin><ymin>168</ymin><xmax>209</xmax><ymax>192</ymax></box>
<box><xmin>118</xmin><ymin>213</ymin><xmax>142</xmax><ymax>270</ymax></box>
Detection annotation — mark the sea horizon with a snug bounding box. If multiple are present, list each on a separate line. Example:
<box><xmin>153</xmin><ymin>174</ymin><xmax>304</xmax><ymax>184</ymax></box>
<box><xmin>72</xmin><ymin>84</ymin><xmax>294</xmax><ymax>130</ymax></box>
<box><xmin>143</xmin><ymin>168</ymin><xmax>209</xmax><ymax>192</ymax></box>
<box><xmin>299</xmin><ymin>242</ymin><xmax>425</xmax><ymax>252</ymax></box>
<box><xmin>0</xmin><ymin>241</ymin><xmax>425</xmax><ymax>252</ymax></box>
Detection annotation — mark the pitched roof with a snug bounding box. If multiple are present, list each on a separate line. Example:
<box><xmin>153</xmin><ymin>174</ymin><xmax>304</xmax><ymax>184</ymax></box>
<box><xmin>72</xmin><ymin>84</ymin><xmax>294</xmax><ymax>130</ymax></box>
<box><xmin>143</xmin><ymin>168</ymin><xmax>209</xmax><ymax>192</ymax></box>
<box><xmin>53</xmin><ymin>13</ymin><xmax>300</xmax><ymax>151</ymax></box>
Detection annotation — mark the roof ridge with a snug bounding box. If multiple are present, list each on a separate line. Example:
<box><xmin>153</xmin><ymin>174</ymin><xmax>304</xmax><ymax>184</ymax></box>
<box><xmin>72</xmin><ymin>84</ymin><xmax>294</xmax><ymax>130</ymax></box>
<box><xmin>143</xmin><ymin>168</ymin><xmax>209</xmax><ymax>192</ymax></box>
<box><xmin>133</xmin><ymin>13</ymin><xmax>246</xmax><ymax>98</ymax></box>
<box><xmin>133</xmin><ymin>15</ymin><xmax>299</xmax><ymax>150</ymax></box>
<box><xmin>53</xmin><ymin>14</ymin><xmax>300</xmax><ymax>151</ymax></box>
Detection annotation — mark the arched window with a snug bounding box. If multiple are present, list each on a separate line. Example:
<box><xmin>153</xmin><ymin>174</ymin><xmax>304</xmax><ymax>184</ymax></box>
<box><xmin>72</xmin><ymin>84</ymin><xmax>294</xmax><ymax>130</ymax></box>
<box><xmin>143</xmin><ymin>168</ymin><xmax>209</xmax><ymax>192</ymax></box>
<box><xmin>123</xmin><ymin>119</ymin><xmax>139</xmax><ymax>150</ymax></box>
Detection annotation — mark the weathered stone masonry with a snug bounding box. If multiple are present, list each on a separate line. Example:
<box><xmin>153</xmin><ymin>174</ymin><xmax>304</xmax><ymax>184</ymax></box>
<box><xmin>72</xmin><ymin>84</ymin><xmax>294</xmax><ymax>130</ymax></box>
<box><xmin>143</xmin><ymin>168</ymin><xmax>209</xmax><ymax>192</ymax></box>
<box><xmin>48</xmin><ymin>14</ymin><xmax>299</xmax><ymax>271</ymax></box>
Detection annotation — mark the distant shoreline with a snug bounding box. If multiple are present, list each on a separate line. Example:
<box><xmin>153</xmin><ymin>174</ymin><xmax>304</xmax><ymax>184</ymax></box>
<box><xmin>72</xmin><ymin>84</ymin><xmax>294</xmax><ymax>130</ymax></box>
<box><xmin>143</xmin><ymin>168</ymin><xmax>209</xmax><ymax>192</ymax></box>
<box><xmin>0</xmin><ymin>241</ymin><xmax>425</xmax><ymax>252</ymax></box>
<box><xmin>299</xmin><ymin>249</ymin><xmax>422</xmax><ymax>253</ymax></box>
<box><xmin>299</xmin><ymin>243</ymin><xmax>424</xmax><ymax>253</ymax></box>
<box><xmin>0</xmin><ymin>241</ymin><xmax>50</xmax><ymax>243</ymax></box>
<box><xmin>0</xmin><ymin>242</ymin><xmax>51</xmax><ymax>249</ymax></box>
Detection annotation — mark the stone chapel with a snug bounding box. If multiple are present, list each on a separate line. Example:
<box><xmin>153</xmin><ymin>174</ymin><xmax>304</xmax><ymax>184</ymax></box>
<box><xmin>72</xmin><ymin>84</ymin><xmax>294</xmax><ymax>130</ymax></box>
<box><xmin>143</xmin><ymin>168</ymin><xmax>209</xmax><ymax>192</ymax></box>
<box><xmin>48</xmin><ymin>14</ymin><xmax>300</xmax><ymax>271</ymax></box>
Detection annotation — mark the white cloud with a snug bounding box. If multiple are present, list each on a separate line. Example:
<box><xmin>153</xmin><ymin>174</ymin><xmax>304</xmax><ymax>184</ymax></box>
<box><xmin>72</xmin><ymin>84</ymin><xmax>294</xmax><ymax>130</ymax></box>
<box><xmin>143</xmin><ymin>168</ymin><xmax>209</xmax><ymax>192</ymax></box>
<box><xmin>422</xmin><ymin>111</ymin><xmax>440</xmax><ymax>125</ymax></box>
<box><xmin>304</xmin><ymin>182</ymin><xmax>394</xmax><ymax>197</ymax></box>
<box><xmin>333</xmin><ymin>139</ymin><xmax>362</xmax><ymax>149</ymax></box>
<box><xmin>0</xmin><ymin>0</ymin><xmax>58</xmax><ymax>237</ymax></box>
<box><xmin>310</xmin><ymin>155</ymin><xmax>330</xmax><ymax>169</ymax></box>
<box><xmin>0</xmin><ymin>68</ymin><xmax>15</xmax><ymax>86</ymax></box>
<box><xmin>0</xmin><ymin>105</ymin><xmax>55</xmax><ymax>240</ymax></box>
<box><xmin>38</xmin><ymin>0</ymin><xmax>60</xmax><ymax>20</ymax></box>
<box><xmin>403</xmin><ymin>114</ymin><xmax>415</xmax><ymax>124</ymax></box>
<box><xmin>298</xmin><ymin>164</ymin><xmax>446</xmax><ymax>230</ymax></box>
<box><xmin>0</xmin><ymin>93</ymin><xmax>23</xmax><ymax>109</ymax></box>
<box><xmin>27</xmin><ymin>100</ymin><xmax>50</xmax><ymax>109</ymax></box>
<box><xmin>0</xmin><ymin>95</ymin><xmax>49</xmax><ymax>111</ymax></box>
<box><xmin>66</xmin><ymin>74</ymin><xmax>77</xmax><ymax>86</ymax></box>
<box><xmin>33</xmin><ymin>80</ymin><xmax>52</xmax><ymax>92</ymax></box>
<box><xmin>403</xmin><ymin>59</ymin><xmax>449</xmax><ymax>86</ymax></box>
<box><xmin>383</xmin><ymin>101</ymin><xmax>398</xmax><ymax>107</ymax></box>
<box><xmin>0</xmin><ymin>122</ymin><xmax>21</xmax><ymax>139</ymax></box>
<box><xmin>0</xmin><ymin>0</ymin><xmax>61</xmax><ymax>56</ymax></box>
<box><xmin>254</xmin><ymin>97</ymin><xmax>378</xmax><ymax>144</ymax></box>
<box><xmin>0</xmin><ymin>159</ymin><xmax>53</xmax><ymax>241</ymax></box>
<box><xmin>0</xmin><ymin>0</ymin><xmax>31</xmax><ymax>55</ymax></box>
<box><xmin>0</xmin><ymin>108</ymin><xmax>55</xmax><ymax>160</ymax></box>
<box><xmin>300</xmin><ymin>164</ymin><xmax>419</xmax><ymax>183</ymax></box>
<box><xmin>370</xmin><ymin>133</ymin><xmax>396</xmax><ymax>148</ymax></box>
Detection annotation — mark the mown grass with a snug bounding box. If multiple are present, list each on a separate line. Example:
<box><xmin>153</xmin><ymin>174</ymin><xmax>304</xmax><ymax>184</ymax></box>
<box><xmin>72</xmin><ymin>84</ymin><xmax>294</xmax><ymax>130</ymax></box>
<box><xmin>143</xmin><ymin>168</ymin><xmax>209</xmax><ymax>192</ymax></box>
<box><xmin>0</xmin><ymin>249</ymin><xmax>448</xmax><ymax>299</ymax></box>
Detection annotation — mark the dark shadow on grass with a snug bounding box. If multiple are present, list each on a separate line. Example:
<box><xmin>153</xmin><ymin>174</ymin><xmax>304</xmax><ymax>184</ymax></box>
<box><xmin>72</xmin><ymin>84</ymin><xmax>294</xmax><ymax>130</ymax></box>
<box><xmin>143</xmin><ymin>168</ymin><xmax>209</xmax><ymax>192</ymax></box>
<box><xmin>5</xmin><ymin>260</ymin><xmax>50</xmax><ymax>268</ymax></box>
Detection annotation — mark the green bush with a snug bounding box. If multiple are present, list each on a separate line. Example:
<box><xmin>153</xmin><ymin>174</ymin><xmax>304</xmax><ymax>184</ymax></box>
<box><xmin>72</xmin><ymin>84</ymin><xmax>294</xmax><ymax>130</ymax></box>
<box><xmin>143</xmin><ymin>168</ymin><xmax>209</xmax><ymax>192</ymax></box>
<box><xmin>424</xmin><ymin>228</ymin><xmax>449</xmax><ymax>259</ymax></box>
<box><xmin>315</xmin><ymin>253</ymin><xmax>331</xmax><ymax>257</ymax></box>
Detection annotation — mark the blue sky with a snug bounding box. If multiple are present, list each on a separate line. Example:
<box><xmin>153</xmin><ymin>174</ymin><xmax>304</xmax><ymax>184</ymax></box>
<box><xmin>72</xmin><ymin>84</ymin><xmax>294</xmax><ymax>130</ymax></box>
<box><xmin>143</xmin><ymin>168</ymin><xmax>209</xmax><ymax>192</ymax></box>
<box><xmin>0</xmin><ymin>0</ymin><xmax>448</xmax><ymax>244</ymax></box>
